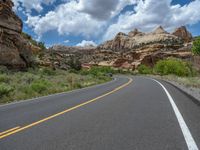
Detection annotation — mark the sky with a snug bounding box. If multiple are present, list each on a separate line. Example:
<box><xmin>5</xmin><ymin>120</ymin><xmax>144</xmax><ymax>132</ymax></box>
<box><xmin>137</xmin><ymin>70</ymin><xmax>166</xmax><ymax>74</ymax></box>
<box><xmin>13</xmin><ymin>0</ymin><xmax>200</xmax><ymax>47</ymax></box>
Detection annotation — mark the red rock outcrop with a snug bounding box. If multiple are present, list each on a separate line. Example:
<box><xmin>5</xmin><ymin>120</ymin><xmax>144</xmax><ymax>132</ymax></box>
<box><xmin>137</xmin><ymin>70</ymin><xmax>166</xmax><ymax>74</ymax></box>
<box><xmin>172</xmin><ymin>26</ymin><xmax>193</xmax><ymax>43</ymax></box>
<box><xmin>0</xmin><ymin>0</ymin><xmax>33</xmax><ymax>70</ymax></box>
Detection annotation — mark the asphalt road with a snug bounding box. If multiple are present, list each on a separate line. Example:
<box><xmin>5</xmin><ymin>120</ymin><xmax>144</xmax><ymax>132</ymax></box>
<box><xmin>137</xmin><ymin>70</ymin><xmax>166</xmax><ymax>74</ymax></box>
<box><xmin>0</xmin><ymin>76</ymin><xmax>199</xmax><ymax>150</ymax></box>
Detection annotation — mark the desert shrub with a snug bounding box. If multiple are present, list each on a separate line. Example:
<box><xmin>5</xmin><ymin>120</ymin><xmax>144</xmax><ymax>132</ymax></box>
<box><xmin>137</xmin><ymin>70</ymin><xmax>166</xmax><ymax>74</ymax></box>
<box><xmin>0</xmin><ymin>66</ymin><xmax>9</xmax><ymax>74</ymax></box>
<box><xmin>154</xmin><ymin>58</ymin><xmax>193</xmax><ymax>76</ymax></box>
<box><xmin>0</xmin><ymin>74</ymin><xmax>10</xmax><ymax>83</ymax></box>
<box><xmin>86</xmin><ymin>66</ymin><xmax>115</xmax><ymax>76</ymax></box>
<box><xmin>0</xmin><ymin>84</ymin><xmax>13</xmax><ymax>98</ymax></box>
<box><xmin>68</xmin><ymin>57</ymin><xmax>82</xmax><ymax>71</ymax></box>
<box><xmin>192</xmin><ymin>37</ymin><xmax>200</xmax><ymax>55</ymax></box>
<box><xmin>31</xmin><ymin>80</ymin><xmax>51</xmax><ymax>93</ymax></box>
<box><xmin>138</xmin><ymin>65</ymin><xmax>153</xmax><ymax>74</ymax></box>
<box><xmin>40</xmin><ymin>68</ymin><xmax>56</xmax><ymax>76</ymax></box>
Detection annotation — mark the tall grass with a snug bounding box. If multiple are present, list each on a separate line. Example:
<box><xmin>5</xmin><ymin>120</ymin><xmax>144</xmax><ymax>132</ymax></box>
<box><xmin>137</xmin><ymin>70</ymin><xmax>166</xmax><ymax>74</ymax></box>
<box><xmin>0</xmin><ymin>67</ymin><xmax>111</xmax><ymax>104</ymax></box>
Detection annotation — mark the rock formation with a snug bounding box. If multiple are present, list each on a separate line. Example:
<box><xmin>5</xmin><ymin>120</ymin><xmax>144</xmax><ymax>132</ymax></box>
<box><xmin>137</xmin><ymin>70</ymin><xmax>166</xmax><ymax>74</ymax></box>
<box><xmin>98</xmin><ymin>26</ymin><xmax>184</xmax><ymax>52</ymax></box>
<box><xmin>0</xmin><ymin>0</ymin><xmax>33</xmax><ymax>70</ymax></box>
<box><xmin>48</xmin><ymin>26</ymin><xmax>193</xmax><ymax>71</ymax></box>
<box><xmin>172</xmin><ymin>26</ymin><xmax>193</xmax><ymax>43</ymax></box>
<box><xmin>95</xmin><ymin>26</ymin><xmax>193</xmax><ymax>69</ymax></box>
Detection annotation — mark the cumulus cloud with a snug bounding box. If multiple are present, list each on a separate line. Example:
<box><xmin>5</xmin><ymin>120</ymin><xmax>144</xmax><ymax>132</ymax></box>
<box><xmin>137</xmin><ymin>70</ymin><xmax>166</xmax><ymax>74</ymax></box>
<box><xmin>103</xmin><ymin>0</ymin><xmax>200</xmax><ymax>41</ymax></box>
<box><xmin>76</xmin><ymin>40</ymin><xmax>97</xmax><ymax>47</ymax></box>
<box><xmin>14</xmin><ymin>0</ymin><xmax>200</xmax><ymax>43</ymax></box>
<box><xmin>25</xmin><ymin>0</ymin><xmax>136</xmax><ymax>38</ymax></box>
<box><xmin>77</xmin><ymin>0</ymin><xmax>136</xmax><ymax>20</ymax></box>
<box><xmin>12</xmin><ymin>0</ymin><xmax>56</xmax><ymax>12</ymax></box>
<box><xmin>26</xmin><ymin>1</ymin><xmax>105</xmax><ymax>39</ymax></box>
<box><xmin>64</xmin><ymin>40</ymin><xmax>70</xmax><ymax>43</ymax></box>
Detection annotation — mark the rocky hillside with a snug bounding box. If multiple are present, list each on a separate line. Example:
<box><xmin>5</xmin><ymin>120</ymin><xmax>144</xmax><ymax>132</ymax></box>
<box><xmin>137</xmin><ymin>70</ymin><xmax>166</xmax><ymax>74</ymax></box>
<box><xmin>0</xmin><ymin>0</ymin><xmax>33</xmax><ymax>70</ymax></box>
<box><xmin>48</xmin><ymin>26</ymin><xmax>193</xmax><ymax>70</ymax></box>
<box><xmin>98</xmin><ymin>26</ymin><xmax>191</xmax><ymax>51</ymax></box>
<box><xmin>0</xmin><ymin>0</ymin><xmax>194</xmax><ymax>71</ymax></box>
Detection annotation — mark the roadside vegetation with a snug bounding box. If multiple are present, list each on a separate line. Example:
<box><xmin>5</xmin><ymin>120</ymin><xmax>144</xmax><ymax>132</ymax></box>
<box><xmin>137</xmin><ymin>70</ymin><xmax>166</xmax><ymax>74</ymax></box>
<box><xmin>0</xmin><ymin>67</ymin><xmax>112</xmax><ymax>104</ymax></box>
<box><xmin>192</xmin><ymin>37</ymin><xmax>200</xmax><ymax>55</ymax></box>
<box><xmin>137</xmin><ymin>58</ymin><xmax>197</xmax><ymax>77</ymax></box>
<box><xmin>137</xmin><ymin>58</ymin><xmax>199</xmax><ymax>88</ymax></box>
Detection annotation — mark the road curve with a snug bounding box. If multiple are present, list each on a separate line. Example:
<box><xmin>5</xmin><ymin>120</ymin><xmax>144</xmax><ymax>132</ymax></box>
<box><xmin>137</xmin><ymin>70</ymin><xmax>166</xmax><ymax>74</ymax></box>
<box><xmin>0</xmin><ymin>76</ymin><xmax>199</xmax><ymax>150</ymax></box>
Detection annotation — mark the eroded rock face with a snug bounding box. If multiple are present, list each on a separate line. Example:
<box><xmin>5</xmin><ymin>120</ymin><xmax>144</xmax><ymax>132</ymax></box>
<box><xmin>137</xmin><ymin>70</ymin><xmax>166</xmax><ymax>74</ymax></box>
<box><xmin>48</xmin><ymin>26</ymin><xmax>193</xmax><ymax>71</ymax></box>
<box><xmin>0</xmin><ymin>0</ymin><xmax>33</xmax><ymax>70</ymax></box>
<box><xmin>93</xmin><ymin>26</ymin><xmax>193</xmax><ymax>70</ymax></box>
<box><xmin>98</xmin><ymin>26</ymin><xmax>184</xmax><ymax>52</ymax></box>
<box><xmin>172</xmin><ymin>26</ymin><xmax>193</xmax><ymax>43</ymax></box>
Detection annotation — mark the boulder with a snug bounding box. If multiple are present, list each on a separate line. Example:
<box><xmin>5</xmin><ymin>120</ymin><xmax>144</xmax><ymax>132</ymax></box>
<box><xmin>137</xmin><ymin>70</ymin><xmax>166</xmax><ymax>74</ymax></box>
<box><xmin>0</xmin><ymin>0</ymin><xmax>33</xmax><ymax>70</ymax></box>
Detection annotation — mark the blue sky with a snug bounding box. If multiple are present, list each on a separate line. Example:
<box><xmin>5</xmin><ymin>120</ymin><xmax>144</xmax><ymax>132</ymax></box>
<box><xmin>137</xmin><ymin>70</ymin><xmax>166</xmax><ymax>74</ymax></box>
<box><xmin>13</xmin><ymin>0</ymin><xmax>200</xmax><ymax>47</ymax></box>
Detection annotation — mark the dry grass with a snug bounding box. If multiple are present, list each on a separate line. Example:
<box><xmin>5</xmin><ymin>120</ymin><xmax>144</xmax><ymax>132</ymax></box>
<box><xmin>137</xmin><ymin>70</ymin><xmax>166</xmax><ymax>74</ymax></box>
<box><xmin>0</xmin><ymin>68</ymin><xmax>111</xmax><ymax>104</ymax></box>
<box><xmin>149</xmin><ymin>75</ymin><xmax>200</xmax><ymax>88</ymax></box>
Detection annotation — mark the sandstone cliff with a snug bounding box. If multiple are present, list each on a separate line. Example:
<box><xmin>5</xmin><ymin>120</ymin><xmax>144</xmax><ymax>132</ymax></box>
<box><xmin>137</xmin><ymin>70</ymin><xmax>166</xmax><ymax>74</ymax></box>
<box><xmin>0</xmin><ymin>0</ymin><xmax>33</xmax><ymax>70</ymax></box>
<box><xmin>95</xmin><ymin>26</ymin><xmax>192</xmax><ymax>69</ymax></box>
<box><xmin>48</xmin><ymin>26</ymin><xmax>193</xmax><ymax>70</ymax></box>
<box><xmin>172</xmin><ymin>26</ymin><xmax>193</xmax><ymax>43</ymax></box>
<box><xmin>98</xmin><ymin>26</ymin><xmax>185</xmax><ymax>52</ymax></box>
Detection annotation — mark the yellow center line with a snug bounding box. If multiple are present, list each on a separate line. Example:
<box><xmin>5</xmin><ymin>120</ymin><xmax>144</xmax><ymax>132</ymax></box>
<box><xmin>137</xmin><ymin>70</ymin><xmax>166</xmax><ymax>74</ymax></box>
<box><xmin>0</xmin><ymin>126</ymin><xmax>21</xmax><ymax>136</ymax></box>
<box><xmin>0</xmin><ymin>78</ymin><xmax>132</xmax><ymax>140</ymax></box>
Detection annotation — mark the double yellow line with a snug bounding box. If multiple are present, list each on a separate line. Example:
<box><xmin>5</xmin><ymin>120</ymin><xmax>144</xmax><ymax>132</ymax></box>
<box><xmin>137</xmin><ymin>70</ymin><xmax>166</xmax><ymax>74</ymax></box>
<box><xmin>0</xmin><ymin>78</ymin><xmax>132</xmax><ymax>140</ymax></box>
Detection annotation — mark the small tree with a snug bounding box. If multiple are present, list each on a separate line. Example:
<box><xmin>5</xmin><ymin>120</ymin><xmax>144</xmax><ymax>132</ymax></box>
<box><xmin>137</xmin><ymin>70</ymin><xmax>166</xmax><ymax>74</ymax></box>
<box><xmin>68</xmin><ymin>56</ymin><xmax>82</xmax><ymax>71</ymax></box>
<box><xmin>192</xmin><ymin>37</ymin><xmax>200</xmax><ymax>55</ymax></box>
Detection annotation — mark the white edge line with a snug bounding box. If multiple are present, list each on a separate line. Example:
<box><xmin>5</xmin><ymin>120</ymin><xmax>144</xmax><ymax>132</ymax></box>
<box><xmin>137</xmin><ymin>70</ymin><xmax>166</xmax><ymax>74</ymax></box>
<box><xmin>150</xmin><ymin>78</ymin><xmax>199</xmax><ymax>150</ymax></box>
<box><xmin>0</xmin><ymin>77</ymin><xmax>118</xmax><ymax>108</ymax></box>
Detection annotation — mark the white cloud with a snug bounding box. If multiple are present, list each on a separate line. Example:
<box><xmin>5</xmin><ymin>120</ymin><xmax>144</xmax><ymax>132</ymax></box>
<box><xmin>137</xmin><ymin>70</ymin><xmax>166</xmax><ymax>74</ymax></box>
<box><xmin>26</xmin><ymin>1</ymin><xmax>106</xmax><ymax>39</ymax></box>
<box><xmin>14</xmin><ymin>0</ymin><xmax>200</xmax><ymax>43</ymax></box>
<box><xmin>64</xmin><ymin>40</ymin><xmax>70</xmax><ymax>43</ymax></box>
<box><xmin>76</xmin><ymin>40</ymin><xmax>97</xmax><ymax>47</ymax></box>
<box><xmin>12</xmin><ymin>0</ymin><xmax>56</xmax><ymax>12</ymax></box>
<box><xmin>77</xmin><ymin>0</ymin><xmax>136</xmax><ymax>20</ymax></box>
<box><xmin>103</xmin><ymin>0</ymin><xmax>200</xmax><ymax>41</ymax></box>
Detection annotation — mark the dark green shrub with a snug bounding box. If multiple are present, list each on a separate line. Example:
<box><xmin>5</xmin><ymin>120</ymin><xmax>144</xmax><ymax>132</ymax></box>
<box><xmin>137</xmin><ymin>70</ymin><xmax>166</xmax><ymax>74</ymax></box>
<box><xmin>154</xmin><ymin>58</ymin><xmax>192</xmax><ymax>76</ymax></box>
<box><xmin>31</xmin><ymin>80</ymin><xmax>51</xmax><ymax>93</ymax></box>
<box><xmin>138</xmin><ymin>65</ymin><xmax>153</xmax><ymax>74</ymax></box>
<box><xmin>40</xmin><ymin>68</ymin><xmax>56</xmax><ymax>76</ymax></box>
<box><xmin>0</xmin><ymin>84</ymin><xmax>13</xmax><ymax>98</ymax></box>
<box><xmin>68</xmin><ymin>57</ymin><xmax>82</xmax><ymax>71</ymax></box>
<box><xmin>0</xmin><ymin>66</ymin><xmax>9</xmax><ymax>74</ymax></box>
<box><xmin>192</xmin><ymin>37</ymin><xmax>200</xmax><ymax>55</ymax></box>
<box><xmin>87</xmin><ymin>66</ymin><xmax>115</xmax><ymax>76</ymax></box>
<box><xmin>0</xmin><ymin>74</ymin><xmax>10</xmax><ymax>83</ymax></box>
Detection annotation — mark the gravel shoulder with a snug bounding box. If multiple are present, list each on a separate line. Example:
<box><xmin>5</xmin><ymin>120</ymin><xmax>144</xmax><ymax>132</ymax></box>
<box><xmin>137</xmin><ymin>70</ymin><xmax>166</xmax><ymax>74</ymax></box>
<box><xmin>148</xmin><ymin>75</ymin><xmax>200</xmax><ymax>102</ymax></box>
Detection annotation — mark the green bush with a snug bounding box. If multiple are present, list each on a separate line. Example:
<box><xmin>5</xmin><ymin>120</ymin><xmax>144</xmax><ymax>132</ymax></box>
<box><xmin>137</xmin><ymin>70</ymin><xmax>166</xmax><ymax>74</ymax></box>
<box><xmin>0</xmin><ymin>66</ymin><xmax>9</xmax><ymax>74</ymax></box>
<box><xmin>192</xmin><ymin>37</ymin><xmax>200</xmax><ymax>55</ymax></box>
<box><xmin>40</xmin><ymin>68</ymin><xmax>56</xmax><ymax>76</ymax></box>
<box><xmin>0</xmin><ymin>74</ymin><xmax>10</xmax><ymax>83</ymax></box>
<box><xmin>154</xmin><ymin>58</ymin><xmax>193</xmax><ymax>76</ymax></box>
<box><xmin>31</xmin><ymin>80</ymin><xmax>51</xmax><ymax>93</ymax></box>
<box><xmin>0</xmin><ymin>84</ymin><xmax>13</xmax><ymax>98</ymax></box>
<box><xmin>68</xmin><ymin>57</ymin><xmax>82</xmax><ymax>71</ymax></box>
<box><xmin>138</xmin><ymin>65</ymin><xmax>153</xmax><ymax>74</ymax></box>
<box><xmin>85</xmin><ymin>66</ymin><xmax>115</xmax><ymax>76</ymax></box>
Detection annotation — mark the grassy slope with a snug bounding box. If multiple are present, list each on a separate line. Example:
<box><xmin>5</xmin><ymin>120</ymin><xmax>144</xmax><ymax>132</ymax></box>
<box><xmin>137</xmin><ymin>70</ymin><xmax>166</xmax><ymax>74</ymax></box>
<box><xmin>0</xmin><ymin>68</ymin><xmax>111</xmax><ymax>104</ymax></box>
